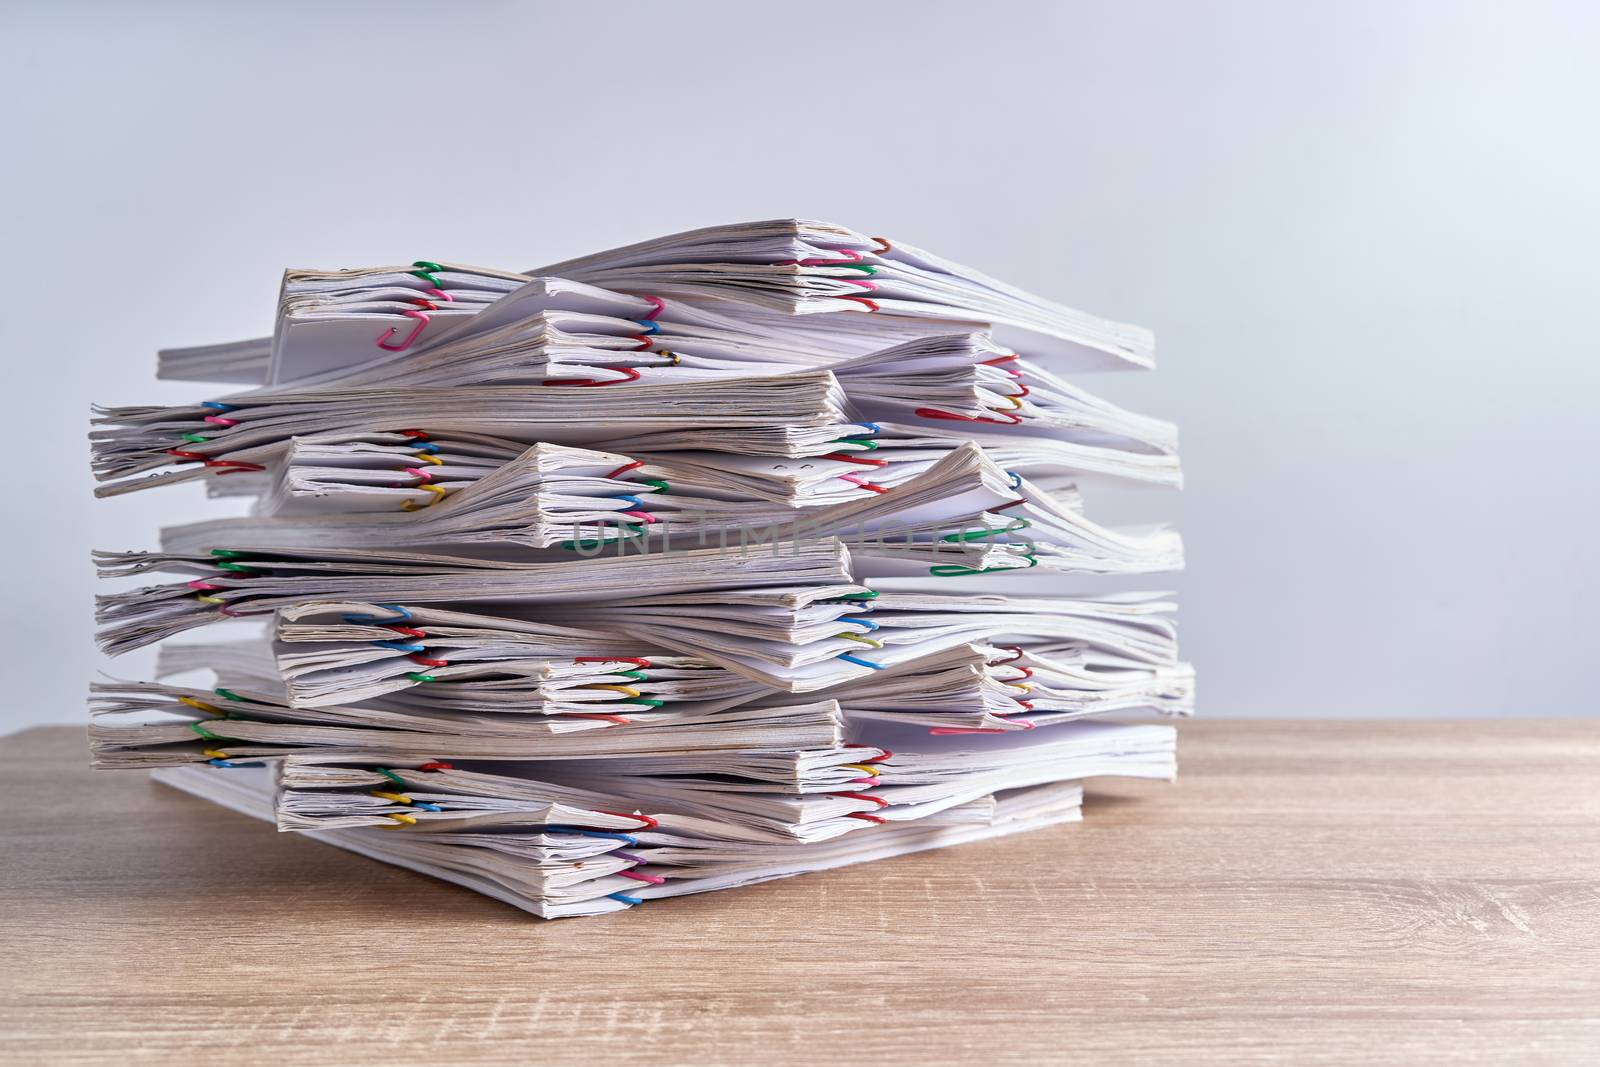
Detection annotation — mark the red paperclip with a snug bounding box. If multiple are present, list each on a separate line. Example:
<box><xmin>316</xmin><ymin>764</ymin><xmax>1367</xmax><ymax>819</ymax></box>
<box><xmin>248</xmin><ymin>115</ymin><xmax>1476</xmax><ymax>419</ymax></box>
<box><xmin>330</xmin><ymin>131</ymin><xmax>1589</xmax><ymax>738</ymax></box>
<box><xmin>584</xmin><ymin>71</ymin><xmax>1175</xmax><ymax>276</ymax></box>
<box><xmin>165</xmin><ymin>448</ymin><xmax>266</xmax><ymax>475</ymax></box>
<box><xmin>840</xmin><ymin>474</ymin><xmax>891</xmax><ymax>494</ymax></box>
<box><xmin>385</xmin><ymin>625</ymin><xmax>428</xmax><ymax>639</ymax></box>
<box><xmin>819</xmin><ymin>452</ymin><xmax>889</xmax><ymax>467</ymax></box>
<box><xmin>914</xmin><ymin>406</ymin><xmax>1024</xmax><ymax>426</ymax></box>
<box><xmin>831</xmin><ymin>792</ymin><xmax>889</xmax><ymax>808</ymax></box>
<box><xmin>598</xmin><ymin>810</ymin><xmax>660</xmax><ymax>830</ymax></box>
<box><xmin>542</xmin><ymin>366</ymin><xmax>642</xmax><ymax>387</ymax></box>
<box><xmin>575</xmin><ymin>656</ymin><xmax>652</xmax><ymax>668</ymax></box>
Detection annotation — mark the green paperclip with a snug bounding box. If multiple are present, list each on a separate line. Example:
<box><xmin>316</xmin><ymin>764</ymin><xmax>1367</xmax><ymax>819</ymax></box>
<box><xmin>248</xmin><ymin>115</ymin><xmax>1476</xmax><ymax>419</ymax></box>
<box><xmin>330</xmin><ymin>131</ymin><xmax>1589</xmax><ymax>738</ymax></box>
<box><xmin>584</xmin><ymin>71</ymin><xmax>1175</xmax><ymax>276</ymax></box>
<box><xmin>377</xmin><ymin>768</ymin><xmax>406</xmax><ymax>787</ymax></box>
<box><xmin>410</xmin><ymin>260</ymin><xmax>443</xmax><ymax>286</ymax></box>
<box><xmin>930</xmin><ymin>551</ymin><xmax>1039</xmax><ymax>578</ymax></box>
<box><xmin>405</xmin><ymin>672</ymin><xmax>437</xmax><ymax>683</ymax></box>
<box><xmin>188</xmin><ymin>721</ymin><xmax>222</xmax><ymax>741</ymax></box>
<box><xmin>831</xmin><ymin>590</ymin><xmax>880</xmax><ymax>601</ymax></box>
<box><xmin>838</xmin><ymin>264</ymin><xmax>878</xmax><ymax>274</ymax></box>
<box><xmin>215</xmin><ymin>561</ymin><xmax>262</xmax><ymax>575</ymax></box>
<box><xmin>622</xmin><ymin>698</ymin><xmax>665</xmax><ymax>708</ymax></box>
<box><xmin>830</xmin><ymin>438</ymin><xmax>879</xmax><ymax>451</ymax></box>
<box><xmin>213</xmin><ymin>688</ymin><xmax>244</xmax><ymax>702</ymax></box>
<box><xmin>640</xmin><ymin>479</ymin><xmax>670</xmax><ymax>493</ymax></box>
<box><xmin>617</xmin><ymin>670</ymin><xmax>649</xmax><ymax>681</ymax></box>
<box><xmin>181</xmin><ymin>433</ymin><xmax>210</xmax><ymax>444</ymax></box>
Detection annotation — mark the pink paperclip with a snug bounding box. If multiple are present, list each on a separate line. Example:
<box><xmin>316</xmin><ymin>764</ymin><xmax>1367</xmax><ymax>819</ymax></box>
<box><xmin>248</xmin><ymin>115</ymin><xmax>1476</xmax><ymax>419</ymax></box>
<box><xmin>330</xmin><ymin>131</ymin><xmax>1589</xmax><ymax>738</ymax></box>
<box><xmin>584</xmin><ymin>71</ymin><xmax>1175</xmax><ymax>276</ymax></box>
<box><xmin>377</xmin><ymin>309</ymin><xmax>430</xmax><ymax>351</ymax></box>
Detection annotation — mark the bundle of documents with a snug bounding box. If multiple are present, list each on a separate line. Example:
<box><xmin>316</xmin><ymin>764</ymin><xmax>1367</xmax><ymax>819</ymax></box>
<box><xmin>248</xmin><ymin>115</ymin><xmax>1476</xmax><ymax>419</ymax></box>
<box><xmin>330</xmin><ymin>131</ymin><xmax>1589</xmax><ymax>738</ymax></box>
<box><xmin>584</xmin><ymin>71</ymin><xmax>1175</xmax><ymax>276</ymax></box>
<box><xmin>91</xmin><ymin>220</ymin><xmax>1190</xmax><ymax>917</ymax></box>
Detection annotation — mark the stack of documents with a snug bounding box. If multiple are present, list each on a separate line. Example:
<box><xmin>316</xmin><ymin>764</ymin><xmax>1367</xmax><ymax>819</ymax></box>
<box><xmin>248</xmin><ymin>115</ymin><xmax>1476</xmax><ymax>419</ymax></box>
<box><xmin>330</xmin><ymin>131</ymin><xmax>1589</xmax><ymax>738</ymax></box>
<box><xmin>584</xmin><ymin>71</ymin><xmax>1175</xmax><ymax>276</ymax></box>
<box><xmin>91</xmin><ymin>220</ymin><xmax>1190</xmax><ymax>917</ymax></box>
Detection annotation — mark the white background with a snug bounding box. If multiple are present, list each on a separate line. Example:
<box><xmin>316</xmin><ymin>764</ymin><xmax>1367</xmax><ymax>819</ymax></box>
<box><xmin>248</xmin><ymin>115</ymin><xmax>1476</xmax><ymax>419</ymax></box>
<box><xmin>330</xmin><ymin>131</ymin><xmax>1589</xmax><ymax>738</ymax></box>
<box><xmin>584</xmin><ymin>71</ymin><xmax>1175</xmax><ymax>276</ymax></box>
<box><xmin>3</xmin><ymin>0</ymin><xmax>1595</xmax><ymax>731</ymax></box>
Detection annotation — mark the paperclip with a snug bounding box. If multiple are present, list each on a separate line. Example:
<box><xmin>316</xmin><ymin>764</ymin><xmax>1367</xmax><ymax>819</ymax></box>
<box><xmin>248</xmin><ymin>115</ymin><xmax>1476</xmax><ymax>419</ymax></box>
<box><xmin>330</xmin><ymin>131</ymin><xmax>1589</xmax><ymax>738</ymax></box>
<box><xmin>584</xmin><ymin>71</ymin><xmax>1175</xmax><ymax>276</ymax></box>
<box><xmin>598</xmin><ymin>811</ymin><xmax>660</xmax><ymax>830</ymax></box>
<box><xmin>400</xmin><ymin>483</ymin><xmax>448</xmax><ymax>510</ymax></box>
<box><xmin>541</xmin><ymin>366</ymin><xmax>642</xmax><ymax>387</ymax></box>
<box><xmin>377</xmin><ymin>309</ymin><xmax>430</xmax><ymax>351</ymax></box>
<box><xmin>585</xmin><ymin>684</ymin><xmax>643</xmax><ymax>698</ymax></box>
<box><xmin>835</xmin><ymin>632</ymin><xmax>884</xmax><ymax>648</ymax></box>
<box><xmin>545</xmin><ymin>827</ymin><xmax>639</xmax><ymax>846</ymax></box>
<box><xmin>409</xmin><ymin>260</ymin><xmax>444</xmax><ymax>286</ymax></box>
<box><xmin>343</xmin><ymin>605</ymin><xmax>412</xmax><ymax>625</ymax></box>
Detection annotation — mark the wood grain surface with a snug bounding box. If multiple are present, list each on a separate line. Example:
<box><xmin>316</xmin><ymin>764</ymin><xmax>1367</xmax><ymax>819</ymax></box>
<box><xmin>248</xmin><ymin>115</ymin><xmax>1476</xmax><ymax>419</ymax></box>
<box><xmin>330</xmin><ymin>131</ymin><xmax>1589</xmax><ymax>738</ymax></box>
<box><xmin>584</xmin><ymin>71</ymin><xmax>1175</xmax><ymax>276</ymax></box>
<box><xmin>2</xmin><ymin>721</ymin><xmax>1597</xmax><ymax>1065</ymax></box>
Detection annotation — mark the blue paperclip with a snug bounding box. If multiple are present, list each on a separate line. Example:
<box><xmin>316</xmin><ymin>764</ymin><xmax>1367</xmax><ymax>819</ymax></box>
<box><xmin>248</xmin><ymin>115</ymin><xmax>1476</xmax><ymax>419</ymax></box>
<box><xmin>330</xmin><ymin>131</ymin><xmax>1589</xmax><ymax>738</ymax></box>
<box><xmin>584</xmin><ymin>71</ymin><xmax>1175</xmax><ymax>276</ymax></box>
<box><xmin>373</xmin><ymin>640</ymin><xmax>426</xmax><ymax>653</ymax></box>
<box><xmin>545</xmin><ymin>826</ymin><xmax>641</xmax><ymax>846</ymax></box>
<box><xmin>343</xmin><ymin>604</ymin><xmax>413</xmax><ymax>625</ymax></box>
<box><xmin>838</xmin><ymin>653</ymin><xmax>886</xmax><ymax>670</ymax></box>
<box><xmin>607</xmin><ymin>892</ymin><xmax>644</xmax><ymax>905</ymax></box>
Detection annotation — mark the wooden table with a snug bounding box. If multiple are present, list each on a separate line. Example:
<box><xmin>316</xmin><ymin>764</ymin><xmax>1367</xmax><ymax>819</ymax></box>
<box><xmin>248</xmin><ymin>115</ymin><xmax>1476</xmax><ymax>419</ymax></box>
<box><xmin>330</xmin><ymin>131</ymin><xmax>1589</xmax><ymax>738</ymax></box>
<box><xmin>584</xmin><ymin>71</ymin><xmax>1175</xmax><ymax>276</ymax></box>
<box><xmin>2</xmin><ymin>721</ymin><xmax>1596</xmax><ymax>1065</ymax></box>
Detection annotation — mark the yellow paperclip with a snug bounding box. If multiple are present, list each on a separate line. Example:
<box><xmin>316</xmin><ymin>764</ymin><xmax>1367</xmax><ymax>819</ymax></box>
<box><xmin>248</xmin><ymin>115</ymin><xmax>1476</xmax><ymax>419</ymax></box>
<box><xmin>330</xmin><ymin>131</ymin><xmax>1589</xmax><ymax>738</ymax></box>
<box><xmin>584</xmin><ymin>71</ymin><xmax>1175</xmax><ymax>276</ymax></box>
<box><xmin>401</xmin><ymin>483</ymin><xmax>449</xmax><ymax>511</ymax></box>
<box><xmin>1000</xmin><ymin>394</ymin><xmax>1024</xmax><ymax>410</ymax></box>
<box><xmin>196</xmin><ymin>595</ymin><xmax>226</xmax><ymax>605</ymax></box>
<box><xmin>414</xmin><ymin>452</ymin><xmax>444</xmax><ymax>465</ymax></box>
<box><xmin>370</xmin><ymin>790</ymin><xmax>413</xmax><ymax>805</ymax></box>
<box><xmin>383</xmin><ymin>812</ymin><xmax>417</xmax><ymax>827</ymax></box>
<box><xmin>1009</xmin><ymin>682</ymin><xmax>1034</xmax><ymax>695</ymax></box>
<box><xmin>836</xmin><ymin>632</ymin><xmax>885</xmax><ymax>648</ymax></box>
<box><xmin>842</xmin><ymin>764</ymin><xmax>881</xmax><ymax>777</ymax></box>
<box><xmin>178</xmin><ymin>696</ymin><xmax>224</xmax><ymax>715</ymax></box>
<box><xmin>201</xmin><ymin>748</ymin><xmax>230</xmax><ymax>761</ymax></box>
<box><xmin>585</xmin><ymin>684</ymin><xmax>642</xmax><ymax>698</ymax></box>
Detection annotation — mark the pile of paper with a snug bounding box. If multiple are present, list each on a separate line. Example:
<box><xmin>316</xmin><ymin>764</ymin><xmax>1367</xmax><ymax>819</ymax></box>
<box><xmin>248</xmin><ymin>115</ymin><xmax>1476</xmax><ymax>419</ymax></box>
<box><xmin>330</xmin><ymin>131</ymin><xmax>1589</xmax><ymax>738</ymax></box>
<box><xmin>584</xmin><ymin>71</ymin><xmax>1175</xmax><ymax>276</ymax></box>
<box><xmin>89</xmin><ymin>220</ymin><xmax>1190</xmax><ymax>918</ymax></box>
